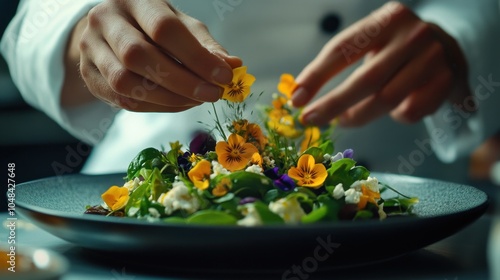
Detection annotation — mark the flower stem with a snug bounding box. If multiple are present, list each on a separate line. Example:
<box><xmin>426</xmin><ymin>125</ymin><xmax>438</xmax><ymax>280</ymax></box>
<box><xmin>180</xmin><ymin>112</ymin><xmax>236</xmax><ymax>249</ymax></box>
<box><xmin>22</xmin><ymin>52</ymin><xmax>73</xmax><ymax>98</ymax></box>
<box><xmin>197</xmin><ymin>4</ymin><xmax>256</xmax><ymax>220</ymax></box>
<box><xmin>212</xmin><ymin>103</ymin><xmax>227</xmax><ymax>140</ymax></box>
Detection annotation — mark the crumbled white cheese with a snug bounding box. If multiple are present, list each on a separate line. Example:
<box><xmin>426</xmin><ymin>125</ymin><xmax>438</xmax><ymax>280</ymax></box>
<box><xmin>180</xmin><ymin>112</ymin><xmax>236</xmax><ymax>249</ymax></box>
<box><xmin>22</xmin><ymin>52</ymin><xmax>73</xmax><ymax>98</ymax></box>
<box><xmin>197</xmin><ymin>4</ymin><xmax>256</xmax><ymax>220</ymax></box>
<box><xmin>350</xmin><ymin>177</ymin><xmax>379</xmax><ymax>192</ymax></box>
<box><xmin>148</xmin><ymin>207</ymin><xmax>161</xmax><ymax>218</ymax></box>
<box><xmin>269</xmin><ymin>197</ymin><xmax>305</xmax><ymax>224</ymax></box>
<box><xmin>157</xmin><ymin>181</ymin><xmax>200</xmax><ymax>215</ymax></box>
<box><xmin>332</xmin><ymin>183</ymin><xmax>345</xmax><ymax>199</ymax></box>
<box><xmin>123</xmin><ymin>177</ymin><xmax>141</xmax><ymax>191</ymax></box>
<box><xmin>344</xmin><ymin>188</ymin><xmax>361</xmax><ymax>204</ymax></box>
<box><xmin>245</xmin><ymin>164</ymin><xmax>263</xmax><ymax>174</ymax></box>
<box><xmin>210</xmin><ymin>160</ymin><xmax>230</xmax><ymax>179</ymax></box>
<box><xmin>237</xmin><ymin>204</ymin><xmax>263</xmax><ymax>226</ymax></box>
<box><xmin>378</xmin><ymin>203</ymin><xmax>387</xmax><ymax>220</ymax></box>
<box><xmin>263</xmin><ymin>156</ymin><xmax>275</xmax><ymax>168</ymax></box>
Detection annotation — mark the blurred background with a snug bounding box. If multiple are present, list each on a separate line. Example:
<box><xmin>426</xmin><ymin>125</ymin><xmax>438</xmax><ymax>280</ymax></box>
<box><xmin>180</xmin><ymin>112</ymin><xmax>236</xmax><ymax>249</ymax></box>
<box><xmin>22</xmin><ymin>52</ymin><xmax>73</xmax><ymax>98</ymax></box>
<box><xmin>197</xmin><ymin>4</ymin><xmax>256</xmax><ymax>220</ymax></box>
<box><xmin>0</xmin><ymin>1</ymin><xmax>91</xmax><ymax>211</ymax></box>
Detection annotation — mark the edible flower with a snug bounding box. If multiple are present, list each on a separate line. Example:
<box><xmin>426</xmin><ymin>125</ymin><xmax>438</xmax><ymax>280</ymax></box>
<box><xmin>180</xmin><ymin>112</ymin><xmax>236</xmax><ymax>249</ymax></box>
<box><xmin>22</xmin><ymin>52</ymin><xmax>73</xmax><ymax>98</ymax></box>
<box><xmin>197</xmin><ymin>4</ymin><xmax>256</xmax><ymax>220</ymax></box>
<box><xmin>300</xmin><ymin>126</ymin><xmax>321</xmax><ymax>152</ymax></box>
<box><xmin>212</xmin><ymin>177</ymin><xmax>231</xmax><ymax>197</ymax></box>
<box><xmin>277</xmin><ymin>73</ymin><xmax>298</xmax><ymax>99</ymax></box>
<box><xmin>221</xmin><ymin>66</ymin><xmax>255</xmax><ymax>103</ymax></box>
<box><xmin>349</xmin><ymin>177</ymin><xmax>381</xmax><ymax>209</ymax></box>
<box><xmin>101</xmin><ymin>186</ymin><xmax>130</xmax><ymax>211</ymax></box>
<box><xmin>267</xmin><ymin>109</ymin><xmax>301</xmax><ymax>138</ymax></box>
<box><xmin>188</xmin><ymin>160</ymin><xmax>212</xmax><ymax>190</ymax></box>
<box><xmin>288</xmin><ymin>154</ymin><xmax>327</xmax><ymax>188</ymax></box>
<box><xmin>265</xmin><ymin>167</ymin><xmax>295</xmax><ymax>191</ymax></box>
<box><xmin>189</xmin><ymin>132</ymin><xmax>216</xmax><ymax>155</ymax></box>
<box><xmin>233</xmin><ymin>120</ymin><xmax>267</xmax><ymax>150</ymax></box>
<box><xmin>357</xmin><ymin>185</ymin><xmax>381</xmax><ymax>210</ymax></box>
<box><xmin>215</xmin><ymin>133</ymin><xmax>258</xmax><ymax>172</ymax></box>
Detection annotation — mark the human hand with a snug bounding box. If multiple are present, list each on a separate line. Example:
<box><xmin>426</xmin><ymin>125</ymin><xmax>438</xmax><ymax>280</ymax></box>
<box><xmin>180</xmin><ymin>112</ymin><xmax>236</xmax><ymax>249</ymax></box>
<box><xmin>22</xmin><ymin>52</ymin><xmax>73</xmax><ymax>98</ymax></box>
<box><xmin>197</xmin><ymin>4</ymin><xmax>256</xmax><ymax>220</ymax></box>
<box><xmin>78</xmin><ymin>0</ymin><xmax>242</xmax><ymax>112</ymax></box>
<box><xmin>293</xmin><ymin>1</ymin><xmax>470</xmax><ymax>127</ymax></box>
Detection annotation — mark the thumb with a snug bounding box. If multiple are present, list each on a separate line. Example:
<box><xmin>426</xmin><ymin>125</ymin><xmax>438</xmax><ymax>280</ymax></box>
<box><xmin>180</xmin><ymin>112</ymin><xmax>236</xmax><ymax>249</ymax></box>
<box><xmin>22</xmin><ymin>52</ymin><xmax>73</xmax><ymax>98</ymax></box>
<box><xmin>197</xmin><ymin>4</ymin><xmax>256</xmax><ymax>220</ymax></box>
<box><xmin>204</xmin><ymin>38</ymin><xmax>243</xmax><ymax>69</ymax></box>
<box><xmin>181</xmin><ymin>13</ymin><xmax>243</xmax><ymax>69</ymax></box>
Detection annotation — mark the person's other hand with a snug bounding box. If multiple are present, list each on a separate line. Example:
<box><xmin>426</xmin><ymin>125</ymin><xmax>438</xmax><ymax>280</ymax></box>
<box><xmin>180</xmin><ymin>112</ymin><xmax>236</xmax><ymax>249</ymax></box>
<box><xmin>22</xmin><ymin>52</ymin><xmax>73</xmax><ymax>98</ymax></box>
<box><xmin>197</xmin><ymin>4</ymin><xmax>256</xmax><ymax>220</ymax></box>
<box><xmin>78</xmin><ymin>0</ymin><xmax>242</xmax><ymax>112</ymax></box>
<box><xmin>293</xmin><ymin>1</ymin><xmax>470</xmax><ymax>127</ymax></box>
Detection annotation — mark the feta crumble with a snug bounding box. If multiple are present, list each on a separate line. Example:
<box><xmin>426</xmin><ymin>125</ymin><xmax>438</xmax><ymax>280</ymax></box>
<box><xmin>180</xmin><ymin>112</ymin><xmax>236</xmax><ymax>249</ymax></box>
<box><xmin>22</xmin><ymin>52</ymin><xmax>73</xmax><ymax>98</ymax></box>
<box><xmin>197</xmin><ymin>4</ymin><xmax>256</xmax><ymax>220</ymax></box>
<box><xmin>123</xmin><ymin>177</ymin><xmax>141</xmax><ymax>191</ymax></box>
<box><xmin>350</xmin><ymin>177</ymin><xmax>379</xmax><ymax>192</ymax></box>
<box><xmin>157</xmin><ymin>181</ymin><xmax>200</xmax><ymax>215</ymax></box>
<box><xmin>344</xmin><ymin>188</ymin><xmax>361</xmax><ymax>204</ymax></box>
<box><xmin>269</xmin><ymin>197</ymin><xmax>305</xmax><ymax>224</ymax></box>
<box><xmin>237</xmin><ymin>204</ymin><xmax>263</xmax><ymax>226</ymax></box>
<box><xmin>210</xmin><ymin>160</ymin><xmax>230</xmax><ymax>179</ymax></box>
<box><xmin>245</xmin><ymin>164</ymin><xmax>263</xmax><ymax>174</ymax></box>
<box><xmin>332</xmin><ymin>183</ymin><xmax>345</xmax><ymax>199</ymax></box>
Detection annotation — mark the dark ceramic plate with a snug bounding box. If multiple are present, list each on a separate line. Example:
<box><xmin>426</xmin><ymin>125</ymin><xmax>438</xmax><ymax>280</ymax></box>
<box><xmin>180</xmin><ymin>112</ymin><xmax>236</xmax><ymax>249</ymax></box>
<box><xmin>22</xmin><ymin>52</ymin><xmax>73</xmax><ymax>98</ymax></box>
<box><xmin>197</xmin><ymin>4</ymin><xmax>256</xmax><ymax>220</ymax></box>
<box><xmin>15</xmin><ymin>172</ymin><xmax>488</xmax><ymax>271</ymax></box>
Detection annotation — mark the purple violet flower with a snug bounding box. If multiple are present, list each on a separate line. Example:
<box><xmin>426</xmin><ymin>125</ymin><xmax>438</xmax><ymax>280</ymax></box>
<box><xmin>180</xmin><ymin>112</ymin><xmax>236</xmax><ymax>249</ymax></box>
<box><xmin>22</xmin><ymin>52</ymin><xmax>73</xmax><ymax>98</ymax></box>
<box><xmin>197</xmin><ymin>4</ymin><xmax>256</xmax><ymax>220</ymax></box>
<box><xmin>177</xmin><ymin>152</ymin><xmax>192</xmax><ymax>172</ymax></box>
<box><xmin>264</xmin><ymin>167</ymin><xmax>280</xmax><ymax>180</ymax></box>
<box><xmin>343</xmin><ymin>149</ymin><xmax>354</xmax><ymax>159</ymax></box>
<box><xmin>274</xmin><ymin>174</ymin><xmax>296</xmax><ymax>191</ymax></box>
<box><xmin>239</xmin><ymin>197</ymin><xmax>258</xmax><ymax>205</ymax></box>
<box><xmin>189</xmin><ymin>132</ymin><xmax>216</xmax><ymax>155</ymax></box>
<box><xmin>264</xmin><ymin>167</ymin><xmax>295</xmax><ymax>191</ymax></box>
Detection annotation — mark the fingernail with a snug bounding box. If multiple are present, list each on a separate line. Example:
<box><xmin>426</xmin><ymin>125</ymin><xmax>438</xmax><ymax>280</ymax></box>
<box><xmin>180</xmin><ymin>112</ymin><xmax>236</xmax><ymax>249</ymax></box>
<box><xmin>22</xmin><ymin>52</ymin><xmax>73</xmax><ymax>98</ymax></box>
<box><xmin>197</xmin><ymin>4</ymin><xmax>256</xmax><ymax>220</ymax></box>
<box><xmin>195</xmin><ymin>83</ymin><xmax>222</xmax><ymax>102</ymax></box>
<box><xmin>291</xmin><ymin>87</ymin><xmax>309</xmax><ymax>107</ymax></box>
<box><xmin>212</xmin><ymin>67</ymin><xmax>233</xmax><ymax>84</ymax></box>
<box><xmin>300</xmin><ymin>111</ymin><xmax>319</xmax><ymax>126</ymax></box>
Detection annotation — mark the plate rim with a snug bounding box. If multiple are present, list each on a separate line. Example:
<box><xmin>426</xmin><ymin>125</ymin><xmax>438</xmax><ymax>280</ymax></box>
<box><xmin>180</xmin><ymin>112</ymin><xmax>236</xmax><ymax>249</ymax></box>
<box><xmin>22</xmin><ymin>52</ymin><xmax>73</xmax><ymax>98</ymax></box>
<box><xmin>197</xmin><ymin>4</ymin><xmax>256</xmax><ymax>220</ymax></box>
<box><xmin>14</xmin><ymin>172</ymin><xmax>490</xmax><ymax>231</ymax></box>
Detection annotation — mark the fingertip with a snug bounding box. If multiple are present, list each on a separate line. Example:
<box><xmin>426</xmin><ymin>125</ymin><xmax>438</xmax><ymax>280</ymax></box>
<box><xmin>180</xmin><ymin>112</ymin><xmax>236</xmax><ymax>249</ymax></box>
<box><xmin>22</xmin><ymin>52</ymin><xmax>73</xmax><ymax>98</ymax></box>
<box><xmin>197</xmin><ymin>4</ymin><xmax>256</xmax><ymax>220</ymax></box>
<box><xmin>291</xmin><ymin>87</ymin><xmax>310</xmax><ymax>108</ymax></box>
<box><xmin>225</xmin><ymin>55</ymin><xmax>243</xmax><ymax>68</ymax></box>
<box><xmin>211</xmin><ymin>50</ymin><xmax>243</xmax><ymax>69</ymax></box>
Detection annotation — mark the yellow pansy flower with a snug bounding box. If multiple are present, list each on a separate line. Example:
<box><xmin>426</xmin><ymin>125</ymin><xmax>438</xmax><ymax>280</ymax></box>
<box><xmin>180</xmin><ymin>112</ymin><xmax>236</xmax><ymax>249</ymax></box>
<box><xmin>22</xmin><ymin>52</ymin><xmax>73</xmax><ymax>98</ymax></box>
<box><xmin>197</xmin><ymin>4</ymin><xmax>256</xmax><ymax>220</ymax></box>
<box><xmin>215</xmin><ymin>133</ymin><xmax>258</xmax><ymax>172</ymax></box>
<box><xmin>221</xmin><ymin>66</ymin><xmax>256</xmax><ymax>103</ymax></box>
<box><xmin>358</xmin><ymin>185</ymin><xmax>381</xmax><ymax>210</ymax></box>
<box><xmin>300</xmin><ymin>126</ymin><xmax>321</xmax><ymax>152</ymax></box>
<box><xmin>267</xmin><ymin>109</ymin><xmax>301</xmax><ymax>138</ymax></box>
<box><xmin>277</xmin><ymin>73</ymin><xmax>298</xmax><ymax>99</ymax></box>
<box><xmin>212</xmin><ymin>177</ymin><xmax>231</xmax><ymax>197</ymax></box>
<box><xmin>101</xmin><ymin>186</ymin><xmax>130</xmax><ymax>211</ymax></box>
<box><xmin>188</xmin><ymin>160</ymin><xmax>212</xmax><ymax>190</ymax></box>
<box><xmin>288</xmin><ymin>154</ymin><xmax>327</xmax><ymax>188</ymax></box>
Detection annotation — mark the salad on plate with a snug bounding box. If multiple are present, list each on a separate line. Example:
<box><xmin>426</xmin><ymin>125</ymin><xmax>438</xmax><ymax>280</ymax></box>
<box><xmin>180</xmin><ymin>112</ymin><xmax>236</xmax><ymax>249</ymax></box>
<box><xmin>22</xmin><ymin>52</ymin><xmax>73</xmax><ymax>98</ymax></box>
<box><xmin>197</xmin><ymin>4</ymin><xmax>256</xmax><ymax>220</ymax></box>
<box><xmin>85</xmin><ymin>67</ymin><xmax>418</xmax><ymax>226</ymax></box>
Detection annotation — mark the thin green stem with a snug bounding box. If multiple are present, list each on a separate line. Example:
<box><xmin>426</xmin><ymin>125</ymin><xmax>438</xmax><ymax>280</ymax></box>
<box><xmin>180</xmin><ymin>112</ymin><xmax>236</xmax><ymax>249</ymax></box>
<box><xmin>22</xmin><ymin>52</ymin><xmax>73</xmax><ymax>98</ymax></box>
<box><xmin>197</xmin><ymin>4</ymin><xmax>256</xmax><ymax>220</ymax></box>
<box><xmin>212</xmin><ymin>103</ymin><xmax>227</xmax><ymax>140</ymax></box>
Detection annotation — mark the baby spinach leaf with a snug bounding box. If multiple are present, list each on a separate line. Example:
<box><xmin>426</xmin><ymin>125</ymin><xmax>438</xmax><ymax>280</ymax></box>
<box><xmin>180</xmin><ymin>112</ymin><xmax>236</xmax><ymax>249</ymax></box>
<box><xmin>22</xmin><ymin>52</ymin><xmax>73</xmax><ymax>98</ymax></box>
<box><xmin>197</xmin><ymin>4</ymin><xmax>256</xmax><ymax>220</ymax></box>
<box><xmin>303</xmin><ymin>147</ymin><xmax>324</xmax><ymax>163</ymax></box>
<box><xmin>163</xmin><ymin>217</ymin><xmax>186</xmax><ymax>224</ymax></box>
<box><xmin>253</xmin><ymin>201</ymin><xmax>284</xmax><ymax>224</ymax></box>
<box><xmin>229</xmin><ymin>171</ymin><xmax>273</xmax><ymax>198</ymax></box>
<box><xmin>127</xmin><ymin>147</ymin><xmax>165</xmax><ymax>180</ymax></box>
<box><xmin>325</xmin><ymin>158</ymin><xmax>357</xmax><ymax>188</ymax></box>
<box><xmin>302</xmin><ymin>205</ymin><xmax>328</xmax><ymax>224</ymax></box>
<box><xmin>186</xmin><ymin>210</ymin><xmax>237</xmax><ymax>225</ymax></box>
<box><xmin>319</xmin><ymin>140</ymin><xmax>334</xmax><ymax>156</ymax></box>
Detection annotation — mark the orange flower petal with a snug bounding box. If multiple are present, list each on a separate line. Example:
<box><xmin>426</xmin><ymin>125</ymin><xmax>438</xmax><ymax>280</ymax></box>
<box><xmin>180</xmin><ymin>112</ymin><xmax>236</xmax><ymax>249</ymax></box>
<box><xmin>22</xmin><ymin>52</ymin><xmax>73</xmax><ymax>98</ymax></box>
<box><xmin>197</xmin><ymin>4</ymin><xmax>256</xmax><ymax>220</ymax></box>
<box><xmin>288</xmin><ymin>154</ymin><xmax>327</xmax><ymax>188</ymax></box>
<box><xmin>101</xmin><ymin>185</ymin><xmax>129</xmax><ymax>211</ymax></box>
<box><xmin>300</xmin><ymin>126</ymin><xmax>321</xmax><ymax>152</ymax></box>
<box><xmin>188</xmin><ymin>160</ymin><xmax>211</xmax><ymax>190</ymax></box>
<box><xmin>221</xmin><ymin>66</ymin><xmax>255</xmax><ymax>103</ymax></box>
<box><xmin>215</xmin><ymin>134</ymin><xmax>258</xmax><ymax>172</ymax></box>
<box><xmin>277</xmin><ymin>73</ymin><xmax>298</xmax><ymax>99</ymax></box>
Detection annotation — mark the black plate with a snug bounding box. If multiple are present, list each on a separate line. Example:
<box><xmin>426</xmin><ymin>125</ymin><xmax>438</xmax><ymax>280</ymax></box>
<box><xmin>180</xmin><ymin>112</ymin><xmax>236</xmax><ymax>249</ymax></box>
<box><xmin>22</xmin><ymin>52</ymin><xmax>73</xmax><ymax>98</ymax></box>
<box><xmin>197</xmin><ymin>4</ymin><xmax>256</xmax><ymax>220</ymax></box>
<box><xmin>15</xmin><ymin>172</ymin><xmax>488</xmax><ymax>271</ymax></box>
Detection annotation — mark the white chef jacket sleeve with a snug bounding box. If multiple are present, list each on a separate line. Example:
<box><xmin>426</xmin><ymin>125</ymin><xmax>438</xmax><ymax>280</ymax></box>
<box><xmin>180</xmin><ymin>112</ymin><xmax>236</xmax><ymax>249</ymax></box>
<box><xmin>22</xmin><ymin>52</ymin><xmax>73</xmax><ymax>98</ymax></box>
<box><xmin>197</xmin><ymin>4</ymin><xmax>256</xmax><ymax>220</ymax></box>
<box><xmin>0</xmin><ymin>0</ymin><xmax>115</xmax><ymax>145</ymax></box>
<box><xmin>414</xmin><ymin>0</ymin><xmax>500</xmax><ymax>163</ymax></box>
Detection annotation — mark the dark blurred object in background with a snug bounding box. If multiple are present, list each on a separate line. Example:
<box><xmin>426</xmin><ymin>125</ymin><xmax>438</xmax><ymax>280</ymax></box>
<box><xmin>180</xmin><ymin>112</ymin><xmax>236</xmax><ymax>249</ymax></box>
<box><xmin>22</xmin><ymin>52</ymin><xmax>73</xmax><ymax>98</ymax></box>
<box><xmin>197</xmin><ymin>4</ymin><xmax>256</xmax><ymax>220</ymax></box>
<box><xmin>1</xmin><ymin>1</ymin><xmax>92</xmax><ymax>212</ymax></box>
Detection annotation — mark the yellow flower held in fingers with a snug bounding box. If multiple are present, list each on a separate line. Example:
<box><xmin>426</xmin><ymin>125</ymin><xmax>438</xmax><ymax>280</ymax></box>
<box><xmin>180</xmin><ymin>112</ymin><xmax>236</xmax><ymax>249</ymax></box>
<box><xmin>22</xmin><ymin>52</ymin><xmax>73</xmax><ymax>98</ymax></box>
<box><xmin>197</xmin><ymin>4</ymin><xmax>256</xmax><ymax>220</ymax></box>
<box><xmin>221</xmin><ymin>66</ymin><xmax>256</xmax><ymax>103</ymax></box>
